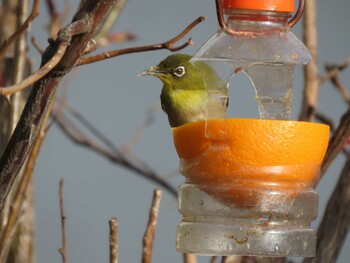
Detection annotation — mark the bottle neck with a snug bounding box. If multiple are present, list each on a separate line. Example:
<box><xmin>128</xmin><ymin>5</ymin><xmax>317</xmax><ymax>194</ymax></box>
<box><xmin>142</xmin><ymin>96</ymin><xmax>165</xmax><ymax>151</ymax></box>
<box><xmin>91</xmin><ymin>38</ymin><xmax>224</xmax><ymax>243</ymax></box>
<box><xmin>224</xmin><ymin>9</ymin><xmax>291</xmax><ymax>32</ymax></box>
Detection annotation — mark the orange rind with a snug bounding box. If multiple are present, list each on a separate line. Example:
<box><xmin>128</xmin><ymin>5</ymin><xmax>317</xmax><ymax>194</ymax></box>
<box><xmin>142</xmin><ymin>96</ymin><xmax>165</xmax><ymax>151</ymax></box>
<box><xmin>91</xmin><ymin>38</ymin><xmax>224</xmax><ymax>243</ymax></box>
<box><xmin>223</xmin><ymin>0</ymin><xmax>295</xmax><ymax>12</ymax></box>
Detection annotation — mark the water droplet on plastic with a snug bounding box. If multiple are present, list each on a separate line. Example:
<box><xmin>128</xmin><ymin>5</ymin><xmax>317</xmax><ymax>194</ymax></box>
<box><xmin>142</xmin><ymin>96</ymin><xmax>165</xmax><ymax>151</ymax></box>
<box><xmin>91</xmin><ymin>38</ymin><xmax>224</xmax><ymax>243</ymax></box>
<box><xmin>258</xmin><ymin>215</ymin><xmax>270</xmax><ymax>225</ymax></box>
<box><xmin>303</xmin><ymin>241</ymin><xmax>308</xmax><ymax>250</ymax></box>
<box><xmin>275</xmin><ymin>245</ymin><xmax>279</xmax><ymax>252</ymax></box>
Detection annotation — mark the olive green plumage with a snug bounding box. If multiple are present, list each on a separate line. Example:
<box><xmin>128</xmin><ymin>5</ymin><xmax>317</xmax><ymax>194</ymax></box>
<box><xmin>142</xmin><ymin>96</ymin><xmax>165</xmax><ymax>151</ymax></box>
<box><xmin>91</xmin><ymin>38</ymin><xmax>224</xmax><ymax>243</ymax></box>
<box><xmin>141</xmin><ymin>54</ymin><xmax>228</xmax><ymax>127</ymax></box>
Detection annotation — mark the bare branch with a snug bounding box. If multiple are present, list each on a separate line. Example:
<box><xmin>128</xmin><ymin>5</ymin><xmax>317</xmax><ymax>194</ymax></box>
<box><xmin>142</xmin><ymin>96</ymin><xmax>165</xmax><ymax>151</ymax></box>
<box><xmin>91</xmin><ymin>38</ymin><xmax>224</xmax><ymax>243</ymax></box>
<box><xmin>183</xmin><ymin>253</ymin><xmax>197</xmax><ymax>263</ymax></box>
<box><xmin>319</xmin><ymin>57</ymin><xmax>350</xmax><ymax>85</ymax></box>
<box><xmin>58</xmin><ymin>179</ymin><xmax>67</xmax><ymax>263</ymax></box>
<box><xmin>0</xmin><ymin>0</ymin><xmax>40</xmax><ymax>61</ymax></box>
<box><xmin>52</xmin><ymin>106</ymin><xmax>177</xmax><ymax>197</ymax></box>
<box><xmin>63</xmin><ymin>105</ymin><xmax>118</xmax><ymax>152</ymax></box>
<box><xmin>0</xmin><ymin>0</ymin><xmax>118</xmax><ymax>212</ymax></box>
<box><xmin>45</xmin><ymin>0</ymin><xmax>72</xmax><ymax>38</ymax></box>
<box><xmin>221</xmin><ymin>256</ymin><xmax>242</xmax><ymax>263</ymax></box>
<box><xmin>45</xmin><ymin>0</ymin><xmax>61</xmax><ymax>38</ymax></box>
<box><xmin>315</xmin><ymin>112</ymin><xmax>335</xmax><ymax>133</ymax></box>
<box><xmin>304</xmin><ymin>158</ymin><xmax>350</xmax><ymax>263</ymax></box>
<box><xmin>109</xmin><ymin>218</ymin><xmax>118</xmax><ymax>263</ymax></box>
<box><xmin>46</xmin><ymin>0</ymin><xmax>57</xmax><ymax>17</ymax></box>
<box><xmin>0</xmin><ymin>42</ymin><xmax>69</xmax><ymax>97</ymax></box>
<box><xmin>76</xmin><ymin>16</ymin><xmax>205</xmax><ymax>66</ymax></box>
<box><xmin>321</xmin><ymin>107</ymin><xmax>350</xmax><ymax>176</ymax></box>
<box><xmin>299</xmin><ymin>0</ymin><xmax>319</xmax><ymax>122</ymax></box>
<box><xmin>0</xmin><ymin>102</ymin><xmax>51</xmax><ymax>261</ymax></box>
<box><xmin>121</xmin><ymin>104</ymin><xmax>158</xmax><ymax>154</ymax></box>
<box><xmin>31</xmin><ymin>36</ymin><xmax>45</xmax><ymax>54</ymax></box>
<box><xmin>98</xmin><ymin>32</ymin><xmax>136</xmax><ymax>47</ymax></box>
<box><xmin>324</xmin><ymin>62</ymin><xmax>350</xmax><ymax>105</ymax></box>
<box><xmin>94</xmin><ymin>0</ymin><xmax>128</xmax><ymax>42</ymax></box>
<box><xmin>142</xmin><ymin>189</ymin><xmax>162</xmax><ymax>263</ymax></box>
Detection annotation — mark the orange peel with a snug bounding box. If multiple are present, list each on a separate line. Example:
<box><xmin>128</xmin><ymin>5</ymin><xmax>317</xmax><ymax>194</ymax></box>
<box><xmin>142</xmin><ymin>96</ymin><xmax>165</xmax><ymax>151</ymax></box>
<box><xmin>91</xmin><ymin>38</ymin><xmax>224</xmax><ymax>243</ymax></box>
<box><xmin>172</xmin><ymin>118</ymin><xmax>330</xmax><ymax>206</ymax></box>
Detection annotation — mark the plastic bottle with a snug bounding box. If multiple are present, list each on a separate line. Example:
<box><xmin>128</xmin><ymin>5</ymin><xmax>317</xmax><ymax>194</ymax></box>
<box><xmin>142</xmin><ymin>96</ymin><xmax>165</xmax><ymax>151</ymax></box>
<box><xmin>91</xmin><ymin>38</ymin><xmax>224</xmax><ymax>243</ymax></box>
<box><xmin>175</xmin><ymin>0</ymin><xmax>324</xmax><ymax>257</ymax></box>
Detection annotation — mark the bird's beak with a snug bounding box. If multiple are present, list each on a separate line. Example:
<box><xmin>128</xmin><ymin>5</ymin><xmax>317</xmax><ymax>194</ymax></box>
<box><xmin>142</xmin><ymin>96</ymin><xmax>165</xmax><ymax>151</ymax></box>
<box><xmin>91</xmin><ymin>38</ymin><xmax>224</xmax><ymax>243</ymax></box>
<box><xmin>138</xmin><ymin>66</ymin><xmax>165</xmax><ymax>77</ymax></box>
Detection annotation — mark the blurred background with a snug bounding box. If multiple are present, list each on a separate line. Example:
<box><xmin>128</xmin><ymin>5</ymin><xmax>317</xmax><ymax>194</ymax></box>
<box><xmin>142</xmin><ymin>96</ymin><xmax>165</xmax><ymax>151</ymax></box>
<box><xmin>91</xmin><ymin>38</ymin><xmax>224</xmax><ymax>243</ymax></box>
<box><xmin>21</xmin><ymin>0</ymin><xmax>350</xmax><ymax>262</ymax></box>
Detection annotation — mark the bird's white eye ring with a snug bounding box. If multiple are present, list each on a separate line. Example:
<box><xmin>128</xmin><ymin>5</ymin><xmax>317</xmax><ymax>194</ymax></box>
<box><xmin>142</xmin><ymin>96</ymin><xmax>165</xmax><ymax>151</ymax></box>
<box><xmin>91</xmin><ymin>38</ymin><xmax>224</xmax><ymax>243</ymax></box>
<box><xmin>172</xmin><ymin>66</ymin><xmax>186</xmax><ymax>78</ymax></box>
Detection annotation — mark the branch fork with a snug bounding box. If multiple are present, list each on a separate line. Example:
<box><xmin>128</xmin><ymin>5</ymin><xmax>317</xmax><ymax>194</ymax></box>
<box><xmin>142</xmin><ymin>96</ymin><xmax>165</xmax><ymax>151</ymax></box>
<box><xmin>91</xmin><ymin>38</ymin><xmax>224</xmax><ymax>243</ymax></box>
<box><xmin>0</xmin><ymin>13</ymin><xmax>92</xmax><ymax>98</ymax></box>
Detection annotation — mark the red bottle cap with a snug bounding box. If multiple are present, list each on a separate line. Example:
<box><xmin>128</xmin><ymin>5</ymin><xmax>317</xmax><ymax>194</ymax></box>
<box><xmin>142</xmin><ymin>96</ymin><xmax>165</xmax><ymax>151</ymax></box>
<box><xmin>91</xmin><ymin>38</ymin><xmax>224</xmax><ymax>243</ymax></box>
<box><xmin>223</xmin><ymin>0</ymin><xmax>295</xmax><ymax>12</ymax></box>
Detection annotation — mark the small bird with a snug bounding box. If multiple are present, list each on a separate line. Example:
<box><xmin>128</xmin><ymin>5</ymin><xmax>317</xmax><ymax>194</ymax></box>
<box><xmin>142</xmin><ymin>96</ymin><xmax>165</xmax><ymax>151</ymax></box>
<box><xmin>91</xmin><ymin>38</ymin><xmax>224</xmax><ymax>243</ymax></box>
<box><xmin>140</xmin><ymin>54</ymin><xmax>228</xmax><ymax>128</ymax></box>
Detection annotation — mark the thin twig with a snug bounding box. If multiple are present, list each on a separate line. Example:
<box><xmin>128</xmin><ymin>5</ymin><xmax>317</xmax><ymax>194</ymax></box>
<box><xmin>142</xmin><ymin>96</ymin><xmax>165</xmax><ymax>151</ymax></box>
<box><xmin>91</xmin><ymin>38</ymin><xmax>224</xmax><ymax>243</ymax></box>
<box><xmin>315</xmin><ymin>111</ymin><xmax>350</xmax><ymax>159</ymax></box>
<box><xmin>226</xmin><ymin>257</ymin><xmax>242</xmax><ymax>263</ymax></box>
<box><xmin>62</xmin><ymin>86</ymin><xmax>151</xmax><ymax>157</ymax></box>
<box><xmin>330</xmin><ymin>76</ymin><xmax>350</xmax><ymax>105</ymax></box>
<box><xmin>0</xmin><ymin>0</ymin><xmax>40</xmax><ymax>61</ymax></box>
<box><xmin>299</xmin><ymin>0</ymin><xmax>319</xmax><ymax>122</ymax></box>
<box><xmin>183</xmin><ymin>253</ymin><xmax>197</xmax><ymax>263</ymax></box>
<box><xmin>76</xmin><ymin>16</ymin><xmax>205</xmax><ymax>66</ymax></box>
<box><xmin>52</xmin><ymin>106</ymin><xmax>177</xmax><ymax>197</ymax></box>
<box><xmin>94</xmin><ymin>0</ymin><xmax>128</xmax><ymax>42</ymax></box>
<box><xmin>46</xmin><ymin>0</ymin><xmax>57</xmax><ymax>17</ymax></box>
<box><xmin>109</xmin><ymin>218</ymin><xmax>118</xmax><ymax>263</ymax></box>
<box><xmin>45</xmin><ymin>0</ymin><xmax>61</xmax><ymax>38</ymax></box>
<box><xmin>45</xmin><ymin>0</ymin><xmax>72</xmax><ymax>37</ymax></box>
<box><xmin>64</xmin><ymin>105</ymin><xmax>120</xmax><ymax>154</ymax></box>
<box><xmin>31</xmin><ymin>36</ymin><xmax>45</xmax><ymax>54</ymax></box>
<box><xmin>98</xmin><ymin>32</ymin><xmax>136</xmax><ymax>47</ymax></box>
<box><xmin>122</xmin><ymin>104</ymin><xmax>157</xmax><ymax>153</ymax></box>
<box><xmin>0</xmin><ymin>42</ymin><xmax>69</xmax><ymax>97</ymax></box>
<box><xmin>304</xmin><ymin>158</ymin><xmax>350</xmax><ymax>263</ymax></box>
<box><xmin>319</xmin><ymin>57</ymin><xmax>350</xmax><ymax>85</ymax></box>
<box><xmin>321</xmin><ymin>107</ymin><xmax>350</xmax><ymax>177</ymax></box>
<box><xmin>324</xmin><ymin>62</ymin><xmax>350</xmax><ymax>105</ymax></box>
<box><xmin>240</xmin><ymin>257</ymin><xmax>286</xmax><ymax>263</ymax></box>
<box><xmin>315</xmin><ymin>112</ymin><xmax>335</xmax><ymax>133</ymax></box>
<box><xmin>58</xmin><ymin>179</ymin><xmax>67</xmax><ymax>263</ymax></box>
<box><xmin>142</xmin><ymin>189</ymin><xmax>162</xmax><ymax>263</ymax></box>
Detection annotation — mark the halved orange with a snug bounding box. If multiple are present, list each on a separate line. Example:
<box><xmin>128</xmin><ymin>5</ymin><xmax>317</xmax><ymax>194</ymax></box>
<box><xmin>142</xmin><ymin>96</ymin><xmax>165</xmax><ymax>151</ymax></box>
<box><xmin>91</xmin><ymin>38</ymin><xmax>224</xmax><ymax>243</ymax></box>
<box><xmin>172</xmin><ymin>118</ymin><xmax>330</xmax><ymax>206</ymax></box>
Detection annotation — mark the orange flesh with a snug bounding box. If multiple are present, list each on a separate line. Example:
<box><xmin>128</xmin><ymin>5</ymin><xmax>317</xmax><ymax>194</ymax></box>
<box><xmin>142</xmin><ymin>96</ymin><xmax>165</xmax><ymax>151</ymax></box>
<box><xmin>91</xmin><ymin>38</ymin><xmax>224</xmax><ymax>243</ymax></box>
<box><xmin>172</xmin><ymin>119</ymin><xmax>330</xmax><ymax>206</ymax></box>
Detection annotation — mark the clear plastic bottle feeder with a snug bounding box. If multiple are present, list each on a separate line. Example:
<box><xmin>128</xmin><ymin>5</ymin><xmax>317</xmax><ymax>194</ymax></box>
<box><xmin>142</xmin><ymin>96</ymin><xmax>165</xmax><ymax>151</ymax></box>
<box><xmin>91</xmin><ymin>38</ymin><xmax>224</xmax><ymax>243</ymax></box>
<box><xmin>173</xmin><ymin>0</ymin><xmax>330</xmax><ymax>257</ymax></box>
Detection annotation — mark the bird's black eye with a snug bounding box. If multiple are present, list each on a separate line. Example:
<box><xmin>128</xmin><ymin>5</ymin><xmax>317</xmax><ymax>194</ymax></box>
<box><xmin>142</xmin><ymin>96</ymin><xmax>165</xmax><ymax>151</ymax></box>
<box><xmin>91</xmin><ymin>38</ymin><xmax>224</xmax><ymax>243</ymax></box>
<box><xmin>172</xmin><ymin>66</ymin><xmax>186</xmax><ymax>78</ymax></box>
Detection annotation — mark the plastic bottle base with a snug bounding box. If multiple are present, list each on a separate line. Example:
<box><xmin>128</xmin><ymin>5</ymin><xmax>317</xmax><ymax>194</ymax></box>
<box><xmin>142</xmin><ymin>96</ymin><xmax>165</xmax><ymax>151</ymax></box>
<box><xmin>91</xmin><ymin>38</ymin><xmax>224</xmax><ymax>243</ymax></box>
<box><xmin>176</xmin><ymin>221</ymin><xmax>316</xmax><ymax>257</ymax></box>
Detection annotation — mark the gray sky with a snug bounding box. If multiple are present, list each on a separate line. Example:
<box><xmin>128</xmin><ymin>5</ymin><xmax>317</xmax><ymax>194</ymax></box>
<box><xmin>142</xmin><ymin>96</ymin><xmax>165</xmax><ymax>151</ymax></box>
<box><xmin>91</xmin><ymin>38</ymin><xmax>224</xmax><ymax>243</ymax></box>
<box><xmin>30</xmin><ymin>0</ymin><xmax>350</xmax><ymax>262</ymax></box>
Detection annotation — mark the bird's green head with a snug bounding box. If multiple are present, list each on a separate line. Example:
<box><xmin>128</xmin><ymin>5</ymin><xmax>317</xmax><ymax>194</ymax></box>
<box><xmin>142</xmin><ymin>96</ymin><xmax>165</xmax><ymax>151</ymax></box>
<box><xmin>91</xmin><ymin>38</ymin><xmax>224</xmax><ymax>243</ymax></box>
<box><xmin>140</xmin><ymin>54</ymin><xmax>223</xmax><ymax>90</ymax></box>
